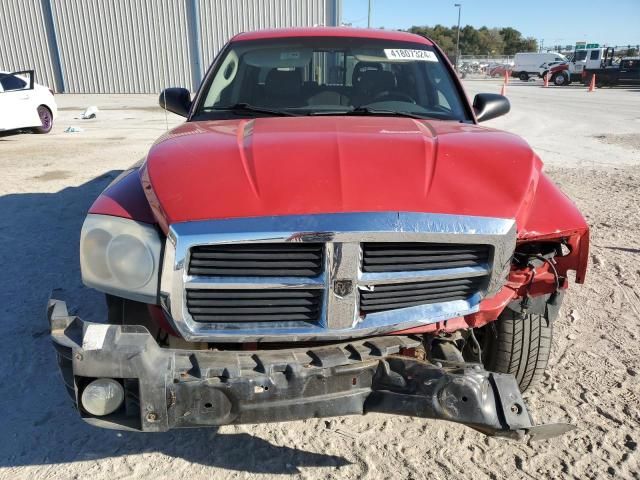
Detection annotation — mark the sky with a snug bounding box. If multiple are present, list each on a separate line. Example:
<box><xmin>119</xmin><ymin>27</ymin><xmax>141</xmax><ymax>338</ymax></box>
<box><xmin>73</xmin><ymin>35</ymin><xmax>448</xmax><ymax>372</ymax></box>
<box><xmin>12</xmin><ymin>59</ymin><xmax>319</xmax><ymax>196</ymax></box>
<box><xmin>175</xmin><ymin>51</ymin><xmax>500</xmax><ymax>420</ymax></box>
<box><xmin>341</xmin><ymin>0</ymin><xmax>640</xmax><ymax>47</ymax></box>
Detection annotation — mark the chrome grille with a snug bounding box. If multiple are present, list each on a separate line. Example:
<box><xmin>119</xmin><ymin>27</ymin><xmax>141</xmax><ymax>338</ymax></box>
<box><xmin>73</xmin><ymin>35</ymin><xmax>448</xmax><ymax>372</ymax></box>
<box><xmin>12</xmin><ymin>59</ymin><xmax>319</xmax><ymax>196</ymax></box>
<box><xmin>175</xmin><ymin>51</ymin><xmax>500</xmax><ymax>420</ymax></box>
<box><xmin>186</xmin><ymin>288</ymin><xmax>323</xmax><ymax>323</ymax></box>
<box><xmin>362</xmin><ymin>243</ymin><xmax>492</xmax><ymax>272</ymax></box>
<box><xmin>359</xmin><ymin>277</ymin><xmax>487</xmax><ymax>314</ymax></box>
<box><xmin>188</xmin><ymin>243</ymin><xmax>324</xmax><ymax>277</ymax></box>
<box><xmin>162</xmin><ymin>212</ymin><xmax>516</xmax><ymax>342</ymax></box>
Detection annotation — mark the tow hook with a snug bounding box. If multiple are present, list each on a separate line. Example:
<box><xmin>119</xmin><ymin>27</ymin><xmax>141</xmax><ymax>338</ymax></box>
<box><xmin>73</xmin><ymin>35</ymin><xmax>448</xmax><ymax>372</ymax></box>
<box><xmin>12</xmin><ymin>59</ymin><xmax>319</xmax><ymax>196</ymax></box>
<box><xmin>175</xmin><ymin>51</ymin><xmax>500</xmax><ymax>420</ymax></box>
<box><xmin>365</xmin><ymin>356</ymin><xmax>575</xmax><ymax>441</ymax></box>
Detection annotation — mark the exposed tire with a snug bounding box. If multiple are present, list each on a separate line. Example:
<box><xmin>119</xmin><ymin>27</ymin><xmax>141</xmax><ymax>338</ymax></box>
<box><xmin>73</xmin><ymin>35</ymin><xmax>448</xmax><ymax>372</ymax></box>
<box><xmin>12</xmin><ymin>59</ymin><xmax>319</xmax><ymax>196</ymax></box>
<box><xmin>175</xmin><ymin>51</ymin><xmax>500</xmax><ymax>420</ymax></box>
<box><xmin>552</xmin><ymin>72</ymin><xmax>568</xmax><ymax>86</ymax></box>
<box><xmin>477</xmin><ymin>309</ymin><xmax>553</xmax><ymax>392</ymax></box>
<box><xmin>33</xmin><ymin>105</ymin><xmax>53</xmax><ymax>134</ymax></box>
<box><xmin>518</xmin><ymin>72</ymin><xmax>529</xmax><ymax>81</ymax></box>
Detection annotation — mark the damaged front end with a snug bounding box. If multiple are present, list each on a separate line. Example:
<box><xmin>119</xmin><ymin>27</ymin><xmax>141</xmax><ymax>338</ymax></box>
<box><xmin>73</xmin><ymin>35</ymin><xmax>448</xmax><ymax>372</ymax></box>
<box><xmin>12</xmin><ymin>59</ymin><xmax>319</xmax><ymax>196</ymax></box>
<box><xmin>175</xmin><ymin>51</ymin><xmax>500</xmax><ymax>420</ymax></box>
<box><xmin>49</xmin><ymin>298</ymin><xmax>573</xmax><ymax>441</ymax></box>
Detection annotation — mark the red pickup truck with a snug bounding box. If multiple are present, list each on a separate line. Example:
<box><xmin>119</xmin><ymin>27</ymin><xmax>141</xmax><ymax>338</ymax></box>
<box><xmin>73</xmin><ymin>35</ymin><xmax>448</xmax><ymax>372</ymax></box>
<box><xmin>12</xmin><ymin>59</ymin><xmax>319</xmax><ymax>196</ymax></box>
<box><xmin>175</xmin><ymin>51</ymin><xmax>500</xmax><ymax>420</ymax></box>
<box><xmin>49</xmin><ymin>27</ymin><xmax>589</xmax><ymax>441</ymax></box>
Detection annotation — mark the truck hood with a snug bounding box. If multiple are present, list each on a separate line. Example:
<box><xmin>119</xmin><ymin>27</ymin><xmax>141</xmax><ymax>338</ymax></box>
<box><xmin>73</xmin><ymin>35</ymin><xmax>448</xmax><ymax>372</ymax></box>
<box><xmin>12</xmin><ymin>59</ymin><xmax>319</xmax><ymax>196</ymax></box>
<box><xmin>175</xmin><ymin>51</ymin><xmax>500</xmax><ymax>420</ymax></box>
<box><xmin>141</xmin><ymin>116</ymin><xmax>541</xmax><ymax>231</ymax></box>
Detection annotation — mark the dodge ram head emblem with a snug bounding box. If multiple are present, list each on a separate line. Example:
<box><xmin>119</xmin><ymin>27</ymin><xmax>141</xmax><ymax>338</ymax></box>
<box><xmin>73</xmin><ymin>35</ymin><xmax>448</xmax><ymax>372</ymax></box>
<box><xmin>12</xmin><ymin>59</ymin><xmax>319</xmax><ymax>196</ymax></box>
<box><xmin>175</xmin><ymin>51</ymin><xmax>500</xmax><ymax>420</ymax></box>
<box><xmin>333</xmin><ymin>279</ymin><xmax>353</xmax><ymax>297</ymax></box>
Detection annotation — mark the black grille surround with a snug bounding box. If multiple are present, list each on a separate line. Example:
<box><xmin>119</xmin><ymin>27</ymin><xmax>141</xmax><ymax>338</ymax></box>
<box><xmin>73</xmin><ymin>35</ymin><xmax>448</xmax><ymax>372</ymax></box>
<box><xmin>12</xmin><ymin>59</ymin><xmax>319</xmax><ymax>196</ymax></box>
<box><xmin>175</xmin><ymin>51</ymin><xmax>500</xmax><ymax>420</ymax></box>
<box><xmin>359</xmin><ymin>277</ymin><xmax>487</xmax><ymax>314</ymax></box>
<box><xmin>186</xmin><ymin>288</ymin><xmax>323</xmax><ymax>323</ymax></box>
<box><xmin>361</xmin><ymin>242</ymin><xmax>492</xmax><ymax>273</ymax></box>
<box><xmin>188</xmin><ymin>243</ymin><xmax>324</xmax><ymax>277</ymax></box>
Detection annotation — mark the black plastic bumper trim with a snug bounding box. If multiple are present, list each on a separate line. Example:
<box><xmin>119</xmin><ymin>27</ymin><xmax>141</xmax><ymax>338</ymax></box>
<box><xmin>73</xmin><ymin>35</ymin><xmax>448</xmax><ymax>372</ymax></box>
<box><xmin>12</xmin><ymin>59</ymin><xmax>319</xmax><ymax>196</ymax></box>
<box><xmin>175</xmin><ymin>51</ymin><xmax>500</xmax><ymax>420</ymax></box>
<box><xmin>47</xmin><ymin>298</ymin><xmax>573</xmax><ymax>440</ymax></box>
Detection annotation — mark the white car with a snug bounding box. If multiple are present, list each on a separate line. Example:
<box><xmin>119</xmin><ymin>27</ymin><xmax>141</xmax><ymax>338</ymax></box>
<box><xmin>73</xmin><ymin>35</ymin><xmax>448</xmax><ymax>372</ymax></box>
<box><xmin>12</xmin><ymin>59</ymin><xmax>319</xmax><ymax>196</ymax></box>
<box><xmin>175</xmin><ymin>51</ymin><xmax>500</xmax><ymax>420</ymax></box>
<box><xmin>0</xmin><ymin>70</ymin><xmax>57</xmax><ymax>134</ymax></box>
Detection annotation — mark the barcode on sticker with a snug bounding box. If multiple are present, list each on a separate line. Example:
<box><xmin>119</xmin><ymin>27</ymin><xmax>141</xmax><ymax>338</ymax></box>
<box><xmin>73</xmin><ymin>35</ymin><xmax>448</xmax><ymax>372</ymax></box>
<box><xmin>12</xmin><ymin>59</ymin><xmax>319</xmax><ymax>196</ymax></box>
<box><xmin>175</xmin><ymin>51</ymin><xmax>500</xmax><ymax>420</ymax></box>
<box><xmin>384</xmin><ymin>49</ymin><xmax>438</xmax><ymax>62</ymax></box>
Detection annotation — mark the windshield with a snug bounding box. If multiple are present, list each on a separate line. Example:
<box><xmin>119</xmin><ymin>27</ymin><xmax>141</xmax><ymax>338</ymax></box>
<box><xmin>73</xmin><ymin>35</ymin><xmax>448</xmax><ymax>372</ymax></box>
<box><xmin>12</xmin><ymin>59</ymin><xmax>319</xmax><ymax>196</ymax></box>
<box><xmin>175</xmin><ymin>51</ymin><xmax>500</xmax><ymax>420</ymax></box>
<box><xmin>193</xmin><ymin>37</ymin><xmax>468</xmax><ymax>121</ymax></box>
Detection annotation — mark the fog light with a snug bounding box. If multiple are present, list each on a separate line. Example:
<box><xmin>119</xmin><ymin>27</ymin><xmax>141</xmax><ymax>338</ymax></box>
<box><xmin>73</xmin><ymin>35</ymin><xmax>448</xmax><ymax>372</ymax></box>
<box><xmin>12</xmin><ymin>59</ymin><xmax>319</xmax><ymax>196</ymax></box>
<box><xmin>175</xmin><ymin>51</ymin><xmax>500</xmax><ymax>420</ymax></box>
<box><xmin>81</xmin><ymin>378</ymin><xmax>124</xmax><ymax>416</ymax></box>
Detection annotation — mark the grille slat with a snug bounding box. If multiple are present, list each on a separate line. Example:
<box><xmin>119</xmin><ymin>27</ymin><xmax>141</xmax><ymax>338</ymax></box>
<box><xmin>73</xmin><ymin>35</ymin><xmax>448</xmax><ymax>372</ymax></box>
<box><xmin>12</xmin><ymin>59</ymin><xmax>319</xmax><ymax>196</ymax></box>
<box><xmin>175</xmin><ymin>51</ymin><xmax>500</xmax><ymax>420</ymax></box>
<box><xmin>364</xmin><ymin>253</ymin><xmax>484</xmax><ymax>264</ymax></box>
<box><xmin>186</xmin><ymin>290</ymin><xmax>318</xmax><ymax>299</ymax></box>
<box><xmin>189</xmin><ymin>306</ymin><xmax>319</xmax><ymax>314</ymax></box>
<box><xmin>189</xmin><ymin>243</ymin><xmax>323</xmax><ymax>277</ymax></box>
<box><xmin>360</xmin><ymin>276</ymin><xmax>486</xmax><ymax>314</ymax></box>
<box><xmin>190</xmin><ymin>259</ymin><xmax>321</xmax><ymax>268</ymax></box>
<box><xmin>363</xmin><ymin>247</ymin><xmax>483</xmax><ymax>256</ymax></box>
<box><xmin>367</xmin><ymin>278</ymin><xmax>477</xmax><ymax>292</ymax></box>
<box><xmin>362</xmin><ymin>242</ymin><xmax>491</xmax><ymax>273</ymax></box>
<box><xmin>186</xmin><ymin>288</ymin><xmax>323</xmax><ymax>323</ymax></box>
<box><xmin>360</xmin><ymin>282</ymin><xmax>483</xmax><ymax>300</ymax></box>
<box><xmin>361</xmin><ymin>290</ymin><xmax>472</xmax><ymax>306</ymax></box>
<box><xmin>188</xmin><ymin>313</ymin><xmax>317</xmax><ymax>322</ymax></box>
<box><xmin>190</xmin><ymin>267</ymin><xmax>322</xmax><ymax>276</ymax></box>
<box><xmin>192</xmin><ymin>252</ymin><xmax>322</xmax><ymax>260</ymax></box>
<box><xmin>361</xmin><ymin>295</ymin><xmax>470</xmax><ymax>313</ymax></box>
<box><xmin>188</xmin><ymin>298</ymin><xmax>318</xmax><ymax>307</ymax></box>
<box><xmin>362</xmin><ymin>260</ymin><xmax>483</xmax><ymax>272</ymax></box>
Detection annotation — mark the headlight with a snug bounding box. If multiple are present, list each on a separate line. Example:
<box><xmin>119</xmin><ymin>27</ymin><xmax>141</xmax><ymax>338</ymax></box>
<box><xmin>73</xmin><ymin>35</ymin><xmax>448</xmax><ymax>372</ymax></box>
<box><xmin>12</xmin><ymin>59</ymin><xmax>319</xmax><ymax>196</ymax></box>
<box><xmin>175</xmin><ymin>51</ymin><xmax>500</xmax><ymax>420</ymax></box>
<box><xmin>80</xmin><ymin>214</ymin><xmax>162</xmax><ymax>303</ymax></box>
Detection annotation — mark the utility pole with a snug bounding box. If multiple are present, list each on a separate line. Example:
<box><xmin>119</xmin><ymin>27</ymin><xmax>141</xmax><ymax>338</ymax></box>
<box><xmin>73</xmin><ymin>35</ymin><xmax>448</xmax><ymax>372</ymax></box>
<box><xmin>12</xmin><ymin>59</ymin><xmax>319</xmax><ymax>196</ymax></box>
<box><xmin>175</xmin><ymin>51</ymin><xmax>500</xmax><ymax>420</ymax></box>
<box><xmin>454</xmin><ymin>4</ymin><xmax>462</xmax><ymax>72</ymax></box>
<box><xmin>368</xmin><ymin>0</ymin><xmax>372</xmax><ymax>28</ymax></box>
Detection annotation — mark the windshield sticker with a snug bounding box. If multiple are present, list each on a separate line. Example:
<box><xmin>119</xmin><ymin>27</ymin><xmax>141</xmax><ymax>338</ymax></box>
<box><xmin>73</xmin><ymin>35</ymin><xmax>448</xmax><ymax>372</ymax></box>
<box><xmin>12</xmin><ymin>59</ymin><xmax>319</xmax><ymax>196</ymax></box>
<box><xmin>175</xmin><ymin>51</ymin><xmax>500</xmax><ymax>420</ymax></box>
<box><xmin>384</xmin><ymin>49</ymin><xmax>438</xmax><ymax>62</ymax></box>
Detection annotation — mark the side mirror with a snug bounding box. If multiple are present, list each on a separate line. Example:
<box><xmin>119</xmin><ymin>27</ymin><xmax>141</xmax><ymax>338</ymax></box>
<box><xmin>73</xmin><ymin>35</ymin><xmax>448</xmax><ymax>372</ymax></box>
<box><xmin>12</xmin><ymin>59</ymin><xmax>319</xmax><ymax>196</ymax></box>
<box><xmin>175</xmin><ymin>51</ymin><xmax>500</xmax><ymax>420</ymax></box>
<box><xmin>159</xmin><ymin>88</ymin><xmax>191</xmax><ymax>117</ymax></box>
<box><xmin>473</xmin><ymin>93</ymin><xmax>510</xmax><ymax>122</ymax></box>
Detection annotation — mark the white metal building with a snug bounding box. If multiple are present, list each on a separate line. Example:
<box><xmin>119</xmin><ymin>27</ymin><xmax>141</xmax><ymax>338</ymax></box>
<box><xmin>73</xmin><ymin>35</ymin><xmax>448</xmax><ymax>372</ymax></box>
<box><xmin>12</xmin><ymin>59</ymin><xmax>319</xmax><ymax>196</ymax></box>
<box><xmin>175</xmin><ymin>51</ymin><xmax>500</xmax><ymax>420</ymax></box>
<box><xmin>0</xmin><ymin>0</ymin><xmax>341</xmax><ymax>93</ymax></box>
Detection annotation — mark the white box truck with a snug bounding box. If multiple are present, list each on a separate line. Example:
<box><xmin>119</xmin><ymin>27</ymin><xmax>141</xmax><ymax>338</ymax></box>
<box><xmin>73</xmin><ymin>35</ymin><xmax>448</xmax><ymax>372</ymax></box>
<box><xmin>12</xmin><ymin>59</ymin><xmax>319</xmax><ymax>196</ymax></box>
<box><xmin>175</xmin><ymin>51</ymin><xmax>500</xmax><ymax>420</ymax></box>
<box><xmin>512</xmin><ymin>52</ymin><xmax>568</xmax><ymax>81</ymax></box>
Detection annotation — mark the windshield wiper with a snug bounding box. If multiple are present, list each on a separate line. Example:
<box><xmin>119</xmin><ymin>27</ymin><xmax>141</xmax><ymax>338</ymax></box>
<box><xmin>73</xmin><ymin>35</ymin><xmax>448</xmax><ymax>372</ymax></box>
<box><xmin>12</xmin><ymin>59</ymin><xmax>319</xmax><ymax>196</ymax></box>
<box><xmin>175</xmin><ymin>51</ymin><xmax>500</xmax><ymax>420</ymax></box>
<box><xmin>204</xmin><ymin>103</ymin><xmax>298</xmax><ymax>117</ymax></box>
<box><xmin>310</xmin><ymin>106</ymin><xmax>431</xmax><ymax>120</ymax></box>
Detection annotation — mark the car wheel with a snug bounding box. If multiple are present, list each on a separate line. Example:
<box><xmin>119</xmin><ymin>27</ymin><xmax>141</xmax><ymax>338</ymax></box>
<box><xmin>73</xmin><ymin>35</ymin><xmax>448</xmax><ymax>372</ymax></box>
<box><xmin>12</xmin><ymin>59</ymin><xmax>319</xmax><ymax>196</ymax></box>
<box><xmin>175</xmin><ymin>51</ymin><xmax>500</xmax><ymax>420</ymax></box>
<box><xmin>470</xmin><ymin>307</ymin><xmax>555</xmax><ymax>392</ymax></box>
<box><xmin>553</xmin><ymin>73</ymin><xmax>568</xmax><ymax>86</ymax></box>
<box><xmin>519</xmin><ymin>72</ymin><xmax>529</xmax><ymax>81</ymax></box>
<box><xmin>33</xmin><ymin>105</ymin><xmax>53</xmax><ymax>134</ymax></box>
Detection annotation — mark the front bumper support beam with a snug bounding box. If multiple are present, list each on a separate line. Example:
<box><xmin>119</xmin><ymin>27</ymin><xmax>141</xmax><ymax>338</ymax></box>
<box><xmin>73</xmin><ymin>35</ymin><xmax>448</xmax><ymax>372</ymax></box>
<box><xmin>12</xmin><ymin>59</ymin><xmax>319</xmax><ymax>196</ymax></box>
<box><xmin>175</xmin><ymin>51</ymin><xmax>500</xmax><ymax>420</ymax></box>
<box><xmin>48</xmin><ymin>299</ymin><xmax>573</xmax><ymax>440</ymax></box>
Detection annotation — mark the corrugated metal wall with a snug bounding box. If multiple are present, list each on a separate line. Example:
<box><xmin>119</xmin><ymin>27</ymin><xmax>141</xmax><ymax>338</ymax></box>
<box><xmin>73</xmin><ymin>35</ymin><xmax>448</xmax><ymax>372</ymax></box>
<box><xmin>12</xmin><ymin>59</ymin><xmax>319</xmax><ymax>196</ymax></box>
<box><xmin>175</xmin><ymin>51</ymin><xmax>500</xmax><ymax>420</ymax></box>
<box><xmin>0</xmin><ymin>0</ymin><xmax>340</xmax><ymax>94</ymax></box>
<box><xmin>0</xmin><ymin>0</ymin><xmax>57</xmax><ymax>89</ymax></box>
<box><xmin>199</xmin><ymin>0</ymin><xmax>334</xmax><ymax>67</ymax></box>
<box><xmin>51</xmin><ymin>0</ymin><xmax>193</xmax><ymax>93</ymax></box>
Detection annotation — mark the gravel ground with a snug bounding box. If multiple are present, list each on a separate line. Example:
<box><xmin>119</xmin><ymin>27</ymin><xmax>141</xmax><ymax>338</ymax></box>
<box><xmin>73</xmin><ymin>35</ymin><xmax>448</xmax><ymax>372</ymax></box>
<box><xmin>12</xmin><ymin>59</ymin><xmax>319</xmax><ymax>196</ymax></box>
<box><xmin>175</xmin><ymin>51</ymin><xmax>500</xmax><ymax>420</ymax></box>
<box><xmin>0</xmin><ymin>80</ymin><xmax>639</xmax><ymax>480</ymax></box>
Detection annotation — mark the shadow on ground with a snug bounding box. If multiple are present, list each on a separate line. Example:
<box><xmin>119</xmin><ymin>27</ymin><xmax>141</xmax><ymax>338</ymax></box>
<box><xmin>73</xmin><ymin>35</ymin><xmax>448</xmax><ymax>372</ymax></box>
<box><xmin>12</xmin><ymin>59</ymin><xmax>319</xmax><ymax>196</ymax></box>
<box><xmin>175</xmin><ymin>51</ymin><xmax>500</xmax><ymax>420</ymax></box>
<box><xmin>0</xmin><ymin>171</ymin><xmax>349</xmax><ymax>473</ymax></box>
<box><xmin>0</xmin><ymin>129</ymin><xmax>36</xmax><ymax>139</ymax></box>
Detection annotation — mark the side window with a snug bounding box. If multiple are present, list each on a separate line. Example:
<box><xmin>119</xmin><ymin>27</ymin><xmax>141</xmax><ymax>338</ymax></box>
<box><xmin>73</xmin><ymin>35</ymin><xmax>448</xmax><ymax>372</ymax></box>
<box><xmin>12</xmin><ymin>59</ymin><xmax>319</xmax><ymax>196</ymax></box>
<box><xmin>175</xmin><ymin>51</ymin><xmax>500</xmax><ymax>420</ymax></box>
<box><xmin>590</xmin><ymin>50</ymin><xmax>600</xmax><ymax>60</ymax></box>
<box><xmin>0</xmin><ymin>74</ymin><xmax>27</xmax><ymax>91</ymax></box>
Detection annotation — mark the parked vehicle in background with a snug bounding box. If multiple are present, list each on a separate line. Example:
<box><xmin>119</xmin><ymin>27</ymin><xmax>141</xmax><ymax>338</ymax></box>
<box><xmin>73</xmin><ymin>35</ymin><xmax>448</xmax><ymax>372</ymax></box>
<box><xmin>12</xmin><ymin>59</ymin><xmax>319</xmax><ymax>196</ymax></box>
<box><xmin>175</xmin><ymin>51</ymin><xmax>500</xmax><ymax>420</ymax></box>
<box><xmin>458</xmin><ymin>61</ymin><xmax>483</xmax><ymax>78</ymax></box>
<box><xmin>488</xmin><ymin>64</ymin><xmax>511</xmax><ymax>78</ymax></box>
<box><xmin>0</xmin><ymin>70</ymin><xmax>56</xmax><ymax>134</ymax></box>
<box><xmin>48</xmin><ymin>27</ymin><xmax>588</xmax><ymax>441</ymax></box>
<box><xmin>512</xmin><ymin>52</ymin><xmax>567</xmax><ymax>81</ymax></box>
<box><xmin>545</xmin><ymin>48</ymin><xmax>605</xmax><ymax>86</ymax></box>
<box><xmin>583</xmin><ymin>49</ymin><xmax>640</xmax><ymax>86</ymax></box>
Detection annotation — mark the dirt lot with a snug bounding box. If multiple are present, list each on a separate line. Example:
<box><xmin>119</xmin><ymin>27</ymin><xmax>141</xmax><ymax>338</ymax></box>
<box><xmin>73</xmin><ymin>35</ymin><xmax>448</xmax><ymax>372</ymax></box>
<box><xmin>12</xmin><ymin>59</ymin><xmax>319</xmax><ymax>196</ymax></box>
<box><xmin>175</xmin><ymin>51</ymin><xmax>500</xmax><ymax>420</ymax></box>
<box><xmin>0</xmin><ymin>80</ymin><xmax>639</xmax><ymax>480</ymax></box>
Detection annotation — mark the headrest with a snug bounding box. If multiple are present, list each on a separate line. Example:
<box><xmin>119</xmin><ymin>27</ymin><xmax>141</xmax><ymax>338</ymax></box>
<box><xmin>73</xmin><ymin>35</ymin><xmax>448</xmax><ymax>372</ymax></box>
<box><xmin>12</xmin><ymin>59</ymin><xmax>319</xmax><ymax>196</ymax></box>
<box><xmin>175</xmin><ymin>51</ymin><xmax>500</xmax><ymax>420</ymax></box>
<box><xmin>265</xmin><ymin>68</ymin><xmax>302</xmax><ymax>98</ymax></box>
<box><xmin>352</xmin><ymin>62</ymin><xmax>382</xmax><ymax>87</ymax></box>
<box><xmin>357</xmin><ymin>70</ymin><xmax>396</xmax><ymax>93</ymax></box>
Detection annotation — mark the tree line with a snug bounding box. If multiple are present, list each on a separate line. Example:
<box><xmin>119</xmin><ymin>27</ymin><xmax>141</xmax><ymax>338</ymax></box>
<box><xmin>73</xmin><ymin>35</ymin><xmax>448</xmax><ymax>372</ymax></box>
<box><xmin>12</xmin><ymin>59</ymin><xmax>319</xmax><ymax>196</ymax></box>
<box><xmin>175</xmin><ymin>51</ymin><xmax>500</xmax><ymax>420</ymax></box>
<box><xmin>408</xmin><ymin>25</ymin><xmax>538</xmax><ymax>58</ymax></box>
